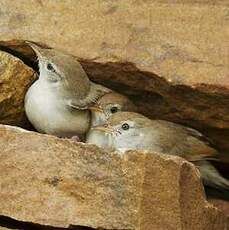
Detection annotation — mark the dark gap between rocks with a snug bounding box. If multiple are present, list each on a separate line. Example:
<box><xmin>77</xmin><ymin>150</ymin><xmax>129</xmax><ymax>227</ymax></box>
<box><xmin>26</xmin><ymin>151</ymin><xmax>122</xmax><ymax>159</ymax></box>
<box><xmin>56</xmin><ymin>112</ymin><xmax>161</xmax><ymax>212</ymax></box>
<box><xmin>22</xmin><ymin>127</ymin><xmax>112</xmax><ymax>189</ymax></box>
<box><xmin>0</xmin><ymin>44</ymin><xmax>38</xmax><ymax>71</ymax></box>
<box><xmin>205</xmin><ymin>187</ymin><xmax>229</xmax><ymax>201</ymax></box>
<box><xmin>0</xmin><ymin>215</ymin><xmax>105</xmax><ymax>230</ymax></box>
<box><xmin>0</xmin><ymin>215</ymin><xmax>132</xmax><ymax>230</ymax></box>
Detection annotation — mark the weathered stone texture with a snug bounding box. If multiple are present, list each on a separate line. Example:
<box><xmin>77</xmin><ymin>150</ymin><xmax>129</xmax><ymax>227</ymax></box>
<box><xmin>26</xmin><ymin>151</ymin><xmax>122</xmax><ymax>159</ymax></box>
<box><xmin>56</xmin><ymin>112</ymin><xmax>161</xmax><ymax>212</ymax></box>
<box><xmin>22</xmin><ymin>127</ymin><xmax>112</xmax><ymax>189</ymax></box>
<box><xmin>0</xmin><ymin>125</ymin><xmax>227</xmax><ymax>229</ymax></box>
<box><xmin>0</xmin><ymin>50</ymin><xmax>36</xmax><ymax>126</ymax></box>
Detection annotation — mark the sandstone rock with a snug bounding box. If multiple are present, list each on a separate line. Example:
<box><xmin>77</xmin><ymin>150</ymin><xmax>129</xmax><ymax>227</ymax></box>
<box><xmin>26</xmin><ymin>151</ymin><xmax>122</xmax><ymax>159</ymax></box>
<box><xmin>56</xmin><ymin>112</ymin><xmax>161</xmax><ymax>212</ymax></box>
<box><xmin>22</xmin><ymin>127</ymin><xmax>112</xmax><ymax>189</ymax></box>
<box><xmin>0</xmin><ymin>0</ymin><xmax>228</xmax><ymax>155</ymax></box>
<box><xmin>0</xmin><ymin>50</ymin><xmax>36</xmax><ymax>127</ymax></box>
<box><xmin>0</xmin><ymin>124</ymin><xmax>228</xmax><ymax>230</ymax></box>
<box><xmin>209</xmin><ymin>199</ymin><xmax>229</xmax><ymax>217</ymax></box>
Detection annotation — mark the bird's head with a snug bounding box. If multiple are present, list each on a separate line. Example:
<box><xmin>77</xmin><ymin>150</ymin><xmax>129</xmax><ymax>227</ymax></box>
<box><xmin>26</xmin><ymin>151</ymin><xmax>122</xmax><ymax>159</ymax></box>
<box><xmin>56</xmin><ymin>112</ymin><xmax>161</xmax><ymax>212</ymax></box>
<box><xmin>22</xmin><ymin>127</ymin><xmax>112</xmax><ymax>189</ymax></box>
<box><xmin>89</xmin><ymin>92</ymin><xmax>136</xmax><ymax>127</ymax></box>
<box><xmin>87</xmin><ymin>111</ymin><xmax>151</xmax><ymax>151</ymax></box>
<box><xmin>26</xmin><ymin>42</ymin><xmax>90</xmax><ymax>100</ymax></box>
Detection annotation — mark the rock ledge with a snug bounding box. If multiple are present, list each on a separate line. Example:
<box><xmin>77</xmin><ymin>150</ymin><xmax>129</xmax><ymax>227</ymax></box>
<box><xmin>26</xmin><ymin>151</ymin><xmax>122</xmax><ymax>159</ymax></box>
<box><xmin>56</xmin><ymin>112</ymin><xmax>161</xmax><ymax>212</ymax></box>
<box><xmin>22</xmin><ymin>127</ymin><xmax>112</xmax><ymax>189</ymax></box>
<box><xmin>0</xmin><ymin>125</ymin><xmax>227</xmax><ymax>230</ymax></box>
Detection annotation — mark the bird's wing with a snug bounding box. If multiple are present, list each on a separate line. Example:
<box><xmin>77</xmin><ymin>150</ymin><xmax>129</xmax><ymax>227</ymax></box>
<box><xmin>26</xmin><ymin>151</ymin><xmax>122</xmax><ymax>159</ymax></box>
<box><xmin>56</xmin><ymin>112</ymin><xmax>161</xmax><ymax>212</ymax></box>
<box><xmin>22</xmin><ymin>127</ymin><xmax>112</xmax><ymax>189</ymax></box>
<box><xmin>149</xmin><ymin>120</ymin><xmax>219</xmax><ymax>162</ymax></box>
<box><xmin>184</xmin><ymin>126</ymin><xmax>215</xmax><ymax>148</ymax></box>
<box><xmin>68</xmin><ymin>82</ymin><xmax>111</xmax><ymax>110</ymax></box>
<box><xmin>183</xmin><ymin>126</ymin><xmax>219</xmax><ymax>161</ymax></box>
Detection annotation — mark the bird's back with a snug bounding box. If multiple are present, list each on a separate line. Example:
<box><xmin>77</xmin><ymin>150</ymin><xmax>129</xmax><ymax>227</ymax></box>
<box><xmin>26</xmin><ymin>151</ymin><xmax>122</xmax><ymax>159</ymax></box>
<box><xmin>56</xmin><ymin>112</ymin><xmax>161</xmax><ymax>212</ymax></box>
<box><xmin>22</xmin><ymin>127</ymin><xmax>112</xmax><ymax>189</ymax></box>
<box><xmin>145</xmin><ymin>120</ymin><xmax>218</xmax><ymax>162</ymax></box>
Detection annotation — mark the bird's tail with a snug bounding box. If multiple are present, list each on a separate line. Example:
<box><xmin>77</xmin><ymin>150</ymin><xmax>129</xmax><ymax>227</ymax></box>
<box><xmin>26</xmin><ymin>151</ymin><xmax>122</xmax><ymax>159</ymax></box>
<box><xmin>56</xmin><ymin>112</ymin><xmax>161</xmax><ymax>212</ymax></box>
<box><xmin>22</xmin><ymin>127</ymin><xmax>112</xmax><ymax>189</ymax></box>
<box><xmin>195</xmin><ymin>160</ymin><xmax>229</xmax><ymax>191</ymax></box>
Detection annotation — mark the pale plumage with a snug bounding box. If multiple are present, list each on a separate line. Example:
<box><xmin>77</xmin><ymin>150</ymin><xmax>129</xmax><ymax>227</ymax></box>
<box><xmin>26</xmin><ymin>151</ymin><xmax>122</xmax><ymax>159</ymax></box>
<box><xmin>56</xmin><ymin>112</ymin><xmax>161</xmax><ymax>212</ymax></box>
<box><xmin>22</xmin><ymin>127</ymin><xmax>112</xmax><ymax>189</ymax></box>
<box><xmin>86</xmin><ymin>111</ymin><xmax>229</xmax><ymax>191</ymax></box>
<box><xmin>25</xmin><ymin>42</ymin><xmax>110</xmax><ymax>137</ymax></box>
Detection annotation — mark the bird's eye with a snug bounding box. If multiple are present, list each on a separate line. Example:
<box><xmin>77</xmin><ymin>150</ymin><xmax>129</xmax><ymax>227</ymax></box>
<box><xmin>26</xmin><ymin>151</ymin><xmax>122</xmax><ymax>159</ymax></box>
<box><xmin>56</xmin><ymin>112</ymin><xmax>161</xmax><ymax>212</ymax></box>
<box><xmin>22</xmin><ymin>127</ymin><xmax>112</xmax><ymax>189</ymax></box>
<box><xmin>110</xmin><ymin>106</ymin><xmax>118</xmax><ymax>114</ymax></box>
<box><xmin>121</xmin><ymin>123</ymin><xmax>129</xmax><ymax>130</ymax></box>
<box><xmin>47</xmin><ymin>63</ymin><xmax>55</xmax><ymax>72</ymax></box>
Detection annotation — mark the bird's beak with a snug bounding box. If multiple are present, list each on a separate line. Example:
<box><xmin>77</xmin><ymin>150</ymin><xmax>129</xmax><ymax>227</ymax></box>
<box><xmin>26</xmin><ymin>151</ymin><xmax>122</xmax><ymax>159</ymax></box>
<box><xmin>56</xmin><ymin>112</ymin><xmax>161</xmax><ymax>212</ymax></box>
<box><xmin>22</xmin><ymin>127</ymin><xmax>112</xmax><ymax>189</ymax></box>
<box><xmin>25</xmin><ymin>41</ymin><xmax>44</xmax><ymax>57</ymax></box>
<box><xmin>91</xmin><ymin>125</ymin><xmax>113</xmax><ymax>133</ymax></box>
<box><xmin>89</xmin><ymin>105</ymin><xmax>103</xmax><ymax>113</ymax></box>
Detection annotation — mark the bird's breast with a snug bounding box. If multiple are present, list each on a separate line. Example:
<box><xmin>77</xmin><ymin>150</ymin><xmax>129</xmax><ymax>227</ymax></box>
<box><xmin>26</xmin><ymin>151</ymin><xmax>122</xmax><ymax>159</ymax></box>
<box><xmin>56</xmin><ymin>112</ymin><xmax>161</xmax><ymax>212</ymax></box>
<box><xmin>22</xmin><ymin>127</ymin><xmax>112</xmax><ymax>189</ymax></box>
<box><xmin>25</xmin><ymin>81</ymin><xmax>90</xmax><ymax>137</ymax></box>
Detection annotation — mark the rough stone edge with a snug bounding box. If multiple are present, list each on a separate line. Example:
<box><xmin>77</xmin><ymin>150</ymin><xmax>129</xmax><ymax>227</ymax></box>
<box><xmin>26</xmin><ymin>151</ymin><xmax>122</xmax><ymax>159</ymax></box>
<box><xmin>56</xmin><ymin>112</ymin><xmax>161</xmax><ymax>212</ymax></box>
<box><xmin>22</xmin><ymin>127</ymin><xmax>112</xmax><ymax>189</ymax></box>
<box><xmin>0</xmin><ymin>125</ymin><xmax>228</xmax><ymax>230</ymax></box>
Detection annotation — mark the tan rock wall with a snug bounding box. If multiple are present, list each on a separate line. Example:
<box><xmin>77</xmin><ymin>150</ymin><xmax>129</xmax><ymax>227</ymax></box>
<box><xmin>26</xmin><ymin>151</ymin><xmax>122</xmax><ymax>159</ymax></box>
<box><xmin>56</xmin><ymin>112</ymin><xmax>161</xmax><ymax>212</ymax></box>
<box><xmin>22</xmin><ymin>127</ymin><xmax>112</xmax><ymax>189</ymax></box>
<box><xmin>0</xmin><ymin>0</ymin><xmax>228</xmax><ymax>88</ymax></box>
<box><xmin>0</xmin><ymin>51</ymin><xmax>36</xmax><ymax>126</ymax></box>
<box><xmin>0</xmin><ymin>125</ymin><xmax>227</xmax><ymax>229</ymax></box>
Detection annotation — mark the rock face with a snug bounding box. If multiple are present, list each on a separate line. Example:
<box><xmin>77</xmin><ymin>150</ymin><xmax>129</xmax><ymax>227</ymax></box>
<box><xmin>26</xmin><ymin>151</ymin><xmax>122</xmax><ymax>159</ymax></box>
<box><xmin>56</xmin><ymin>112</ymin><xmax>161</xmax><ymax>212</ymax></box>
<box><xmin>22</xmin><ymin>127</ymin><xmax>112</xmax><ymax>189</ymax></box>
<box><xmin>210</xmin><ymin>199</ymin><xmax>229</xmax><ymax>217</ymax></box>
<box><xmin>0</xmin><ymin>50</ymin><xmax>36</xmax><ymax>127</ymax></box>
<box><xmin>0</xmin><ymin>2</ymin><xmax>228</xmax><ymax>229</ymax></box>
<box><xmin>0</xmin><ymin>124</ymin><xmax>228</xmax><ymax>230</ymax></box>
<box><xmin>0</xmin><ymin>1</ymin><xmax>228</xmax><ymax>155</ymax></box>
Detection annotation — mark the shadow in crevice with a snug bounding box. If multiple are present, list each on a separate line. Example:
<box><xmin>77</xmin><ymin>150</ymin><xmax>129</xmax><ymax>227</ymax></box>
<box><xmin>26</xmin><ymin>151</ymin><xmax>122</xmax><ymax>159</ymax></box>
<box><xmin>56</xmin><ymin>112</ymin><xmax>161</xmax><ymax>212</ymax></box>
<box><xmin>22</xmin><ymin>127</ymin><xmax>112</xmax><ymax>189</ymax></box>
<box><xmin>0</xmin><ymin>40</ymin><xmax>52</xmax><ymax>71</ymax></box>
<box><xmin>0</xmin><ymin>215</ymin><xmax>96</xmax><ymax>230</ymax></box>
<box><xmin>0</xmin><ymin>43</ymin><xmax>37</xmax><ymax>71</ymax></box>
<box><xmin>205</xmin><ymin>186</ymin><xmax>229</xmax><ymax>201</ymax></box>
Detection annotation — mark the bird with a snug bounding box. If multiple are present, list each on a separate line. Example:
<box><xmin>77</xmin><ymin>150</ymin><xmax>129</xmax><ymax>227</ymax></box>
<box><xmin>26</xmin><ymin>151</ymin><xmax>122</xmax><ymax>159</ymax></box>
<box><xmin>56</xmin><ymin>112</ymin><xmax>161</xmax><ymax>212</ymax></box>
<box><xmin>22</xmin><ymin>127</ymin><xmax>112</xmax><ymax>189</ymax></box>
<box><xmin>86</xmin><ymin>111</ymin><xmax>229</xmax><ymax>191</ymax></box>
<box><xmin>86</xmin><ymin>91</ymin><xmax>136</xmax><ymax>142</ymax></box>
<box><xmin>24</xmin><ymin>42</ymin><xmax>110</xmax><ymax>138</ymax></box>
<box><xmin>89</xmin><ymin>91</ymin><xmax>137</xmax><ymax>127</ymax></box>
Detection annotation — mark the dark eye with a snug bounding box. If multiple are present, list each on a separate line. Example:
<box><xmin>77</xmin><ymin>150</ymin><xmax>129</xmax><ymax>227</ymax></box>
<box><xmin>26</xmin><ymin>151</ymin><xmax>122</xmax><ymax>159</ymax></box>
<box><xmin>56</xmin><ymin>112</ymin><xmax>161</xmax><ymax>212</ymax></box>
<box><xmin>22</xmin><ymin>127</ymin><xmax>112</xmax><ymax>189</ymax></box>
<box><xmin>110</xmin><ymin>106</ymin><xmax>118</xmax><ymax>114</ymax></box>
<box><xmin>121</xmin><ymin>123</ymin><xmax>129</xmax><ymax>130</ymax></box>
<box><xmin>47</xmin><ymin>63</ymin><xmax>55</xmax><ymax>72</ymax></box>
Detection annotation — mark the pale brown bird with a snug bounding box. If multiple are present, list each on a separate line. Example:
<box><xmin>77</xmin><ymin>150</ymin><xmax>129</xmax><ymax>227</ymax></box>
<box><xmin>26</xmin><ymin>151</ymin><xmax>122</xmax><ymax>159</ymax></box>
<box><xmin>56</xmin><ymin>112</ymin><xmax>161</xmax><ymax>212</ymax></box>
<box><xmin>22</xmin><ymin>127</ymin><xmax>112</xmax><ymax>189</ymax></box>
<box><xmin>86</xmin><ymin>111</ymin><xmax>229</xmax><ymax>191</ymax></box>
<box><xmin>89</xmin><ymin>91</ymin><xmax>136</xmax><ymax>127</ymax></box>
<box><xmin>25</xmin><ymin>42</ymin><xmax>110</xmax><ymax>138</ymax></box>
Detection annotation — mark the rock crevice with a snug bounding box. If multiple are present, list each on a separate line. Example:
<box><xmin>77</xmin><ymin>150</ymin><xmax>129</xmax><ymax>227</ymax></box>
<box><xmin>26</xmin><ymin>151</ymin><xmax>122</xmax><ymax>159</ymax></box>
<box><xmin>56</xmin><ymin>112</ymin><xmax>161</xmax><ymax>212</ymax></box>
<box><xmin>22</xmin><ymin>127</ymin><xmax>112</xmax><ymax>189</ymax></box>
<box><xmin>0</xmin><ymin>41</ymin><xmax>228</xmax><ymax>158</ymax></box>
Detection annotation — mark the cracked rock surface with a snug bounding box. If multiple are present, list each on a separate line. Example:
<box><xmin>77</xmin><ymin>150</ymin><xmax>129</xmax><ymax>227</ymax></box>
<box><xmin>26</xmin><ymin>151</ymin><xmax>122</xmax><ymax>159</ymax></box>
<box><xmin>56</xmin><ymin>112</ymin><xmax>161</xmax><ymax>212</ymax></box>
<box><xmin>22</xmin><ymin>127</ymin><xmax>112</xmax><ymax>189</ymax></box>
<box><xmin>0</xmin><ymin>125</ymin><xmax>228</xmax><ymax>230</ymax></box>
